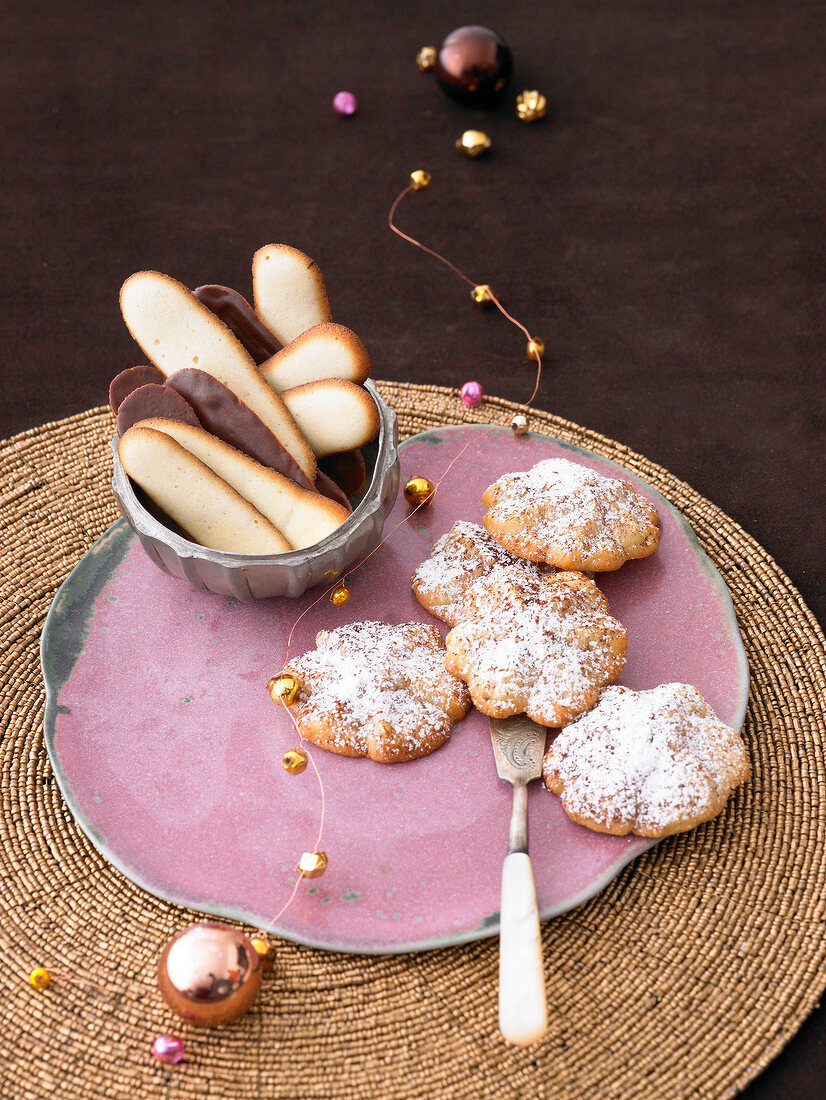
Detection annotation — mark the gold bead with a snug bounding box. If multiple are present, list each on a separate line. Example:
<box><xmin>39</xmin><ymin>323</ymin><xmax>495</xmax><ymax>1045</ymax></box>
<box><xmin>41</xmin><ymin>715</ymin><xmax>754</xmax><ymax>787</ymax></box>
<box><xmin>456</xmin><ymin>130</ymin><xmax>491</xmax><ymax>158</ymax></box>
<box><xmin>409</xmin><ymin>170</ymin><xmax>431</xmax><ymax>191</ymax></box>
<box><xmin>267</xmin><ymin>673</ymin><xmax>300</xmax><ymax>707</ymax></box>
<box><xmin>403</xmin><ymin>475</ymin><xmax>435</xmax><ymax>508</ymax></box>
<box><xmin>29</xmin><ymin>967</ymin><xmax>50</xmax><ymax>990</ymax></box>
<box><xmin>511</xmin><ymin>415</ymin><xmax>529</xmax><ymax>436</ymax></box>
<box><xmin>331</xmin><ymin>584</ymin><xmax>350</xmax><ymax>606</ymax></box>
<box><xmin>516</xmin><ymin>90</ymin><xmax>548</xmax><ymax>123</ymax></box>
<box><xmin>297</xmin><ymin>851</ymin><xmax>328</xmax><ymax>879</ymax></box>
<box><xmin>416</xmin><ymin>46</ymin><xmax>437</xmax><ymax>72</ymax></box>
<box><xmin>251</xmin><ymin>937</ymin><xmax>277</xmax><ymax>971</ymax></box>
<box><xmin>281</xmin><ymin>748</ymin><xmax>308</xmax><ymax>775</ymax></box>
<box><xmin>526</xmin><ymin>338</ymin><xmax>545</xmax><ymax>361</ymax></box>
<box><xmin>471</xmin><ymin>284</ymin><xmax>495</xmax><ymax>307</ymax></box>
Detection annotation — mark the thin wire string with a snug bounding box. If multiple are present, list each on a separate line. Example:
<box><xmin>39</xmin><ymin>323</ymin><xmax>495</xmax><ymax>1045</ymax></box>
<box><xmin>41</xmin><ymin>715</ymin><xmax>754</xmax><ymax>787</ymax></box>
<box><xmin>261</xmin><ymin>176</ymin><xmax>545</xmax><ymax>937</ymax></box>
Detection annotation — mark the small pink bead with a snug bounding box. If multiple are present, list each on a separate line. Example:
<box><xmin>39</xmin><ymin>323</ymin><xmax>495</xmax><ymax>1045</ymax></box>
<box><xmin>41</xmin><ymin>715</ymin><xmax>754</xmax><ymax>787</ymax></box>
<box><xmin>333</xmin><ymin>91</ymin><xmax>358</xmax><ymax>116</ymax></box>
<box><xmin>152</xmin><ymin>1034</ymin><xmax>185</xmax><ymax>1065</ymax></box>
<box><xmin>460</xmin><ymin>381</ymin><xmax>484</xmax><ymax>408</ymax></box>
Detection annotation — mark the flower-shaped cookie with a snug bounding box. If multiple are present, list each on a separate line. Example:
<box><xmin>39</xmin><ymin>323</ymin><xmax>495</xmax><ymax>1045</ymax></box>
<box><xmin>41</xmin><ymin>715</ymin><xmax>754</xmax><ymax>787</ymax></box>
<box><xmin>543</xmin><ymin>683</ymin><xmax>750</xmax><ymax>837</ymax></box>
<box><xmin>482</xmin><ymin>458</ymin><xmax>660</xmax><ymax>570</ymax></box>
<box><xmin>444</xmin><ymin>566</ymin><xmax>627</xmax><ymax>727</ymax></box>
<box><xmin>411</xmin><ymin>520</ymin><xmax>549</xmax><ymax>628</ymax></box>
<box><xmin>283</xmin><ymin>621</ymin><xmax>472</xmax><ymax>763</ymax></box>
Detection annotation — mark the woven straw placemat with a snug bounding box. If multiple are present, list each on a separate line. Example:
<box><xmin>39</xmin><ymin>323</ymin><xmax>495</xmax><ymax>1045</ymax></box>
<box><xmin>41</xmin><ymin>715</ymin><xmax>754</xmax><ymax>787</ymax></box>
<box><xmin>2</xmin><ymin>381</ymin><xmax>825</xmax><ymax>1100</ymax></box>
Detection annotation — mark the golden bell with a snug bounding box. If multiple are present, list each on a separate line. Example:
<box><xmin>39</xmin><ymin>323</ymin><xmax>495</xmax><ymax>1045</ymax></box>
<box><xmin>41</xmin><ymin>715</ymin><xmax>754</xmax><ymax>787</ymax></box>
<box><xmin>471</xmin><ymin>284</ymin><xmax>495</xmax><ymax>307</ymax></box>
<box><xmin>403</xmin><ymin>475</ymin><xmax>435</xmax><ymax>508</ymax></box>
<box><xmin>268</xmin><ymin>673</ymin><xmax>300</xmax><ymax>707</ymax></box>
<box><xmin>330</xmin><ymin>584</ymin><xmax>350</xmax><ymax>606</ymax></box>
<box><xmin>516</xmin><ymin>90</ymin><xmax>548</xmax><ymax>122</ymax></box>
<box><xmin>511</xmin><ymin>414</ymin><xmax>529</xmax><ymax>436</ymax></box>
<box><xmin>416</xmin><ymin>46</ymin><xmax>437</xmax><ymax>72</ymax></box>
<box><xmin>409</xmin><ymin>169</ymin><xmax>431</xmax><ymax>191</ymax></box>
<box><xmin>456</xmin><ymin>130</ymin><xmax>491</xmax><ymax>158</ymax></box>
<box><xmin>526</xmin><ymin>338</ymin><xmax>545</xmax><ymax>361</ymax></box>
<box><xmin>29</xmin><ymin>967</ymin><xmax>50</xmax><ymax>990</ymax></box>
<box><xmin>250</xmin><ymin>937</ymin><xmax>277</xmax><ymax>971</ymax></box>
<box><xmin>281</xmin><ymin>748</ymin><xmax>308</xmax><ymax>775</ymax></box>
<box><xmin>158</xmin><ymin>922</ymin><xmax>262</xmax><ymax>1027</ymax></box>
<box><xmin>297</xmin><ymin>851</ymin><xmax>328</xmax><ymax>879</ymax></box>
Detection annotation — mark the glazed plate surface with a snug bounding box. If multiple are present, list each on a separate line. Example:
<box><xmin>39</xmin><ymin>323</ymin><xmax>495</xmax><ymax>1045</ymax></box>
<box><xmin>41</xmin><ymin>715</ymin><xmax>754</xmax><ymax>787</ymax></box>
<box><xmin>42</xmin><ymin>426</ymin><xmax>749</xmax><ymax>953</ymax></box>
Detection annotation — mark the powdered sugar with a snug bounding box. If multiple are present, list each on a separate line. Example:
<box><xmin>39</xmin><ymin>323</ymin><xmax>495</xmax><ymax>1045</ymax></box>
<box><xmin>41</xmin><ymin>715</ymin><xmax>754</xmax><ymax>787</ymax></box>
<box><xmin>483</xmin><ymin>458</ymin><xmax>659</xmax><ymax>569</ymax></box>
<box><xmin>444</xmin><ymin>567</ymin><xmax>627</xmax><ymax>727</ymax></box>
<box><xmin>544</xmin><ymin>683</ymin><xmax>750</xmax><ymax>836</ymax></box>
<box><xmin>286</xmin><ymin>621</ymin><xmax>471</xmax><ymax>761</ymax></box>
<box><xmin>411</xmin><ymin>521</ymin><xmax>547</xmax><ymax>626</ymax></box>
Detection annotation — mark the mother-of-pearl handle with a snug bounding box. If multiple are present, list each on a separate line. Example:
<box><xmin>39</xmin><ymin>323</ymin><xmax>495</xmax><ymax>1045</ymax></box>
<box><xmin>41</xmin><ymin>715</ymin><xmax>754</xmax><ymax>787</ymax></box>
<box><xmin>499</xmin><ymin>851</ymin><xmax>548</xmax><ymax>1046</ymax></box>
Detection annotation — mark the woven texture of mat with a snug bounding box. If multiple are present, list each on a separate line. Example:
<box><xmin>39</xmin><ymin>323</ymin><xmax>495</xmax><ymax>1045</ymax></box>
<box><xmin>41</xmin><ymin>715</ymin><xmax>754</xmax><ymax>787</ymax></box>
<box><xmin>2</xmin><ymin>381</ymin><xmax>825</xmax><ymax>1100</ymax></box>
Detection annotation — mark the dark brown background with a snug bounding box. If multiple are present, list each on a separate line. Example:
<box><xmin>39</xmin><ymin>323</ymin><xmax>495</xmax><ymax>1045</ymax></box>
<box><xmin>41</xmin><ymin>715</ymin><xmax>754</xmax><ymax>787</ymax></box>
<box><xmin>3</xmin><ymin>1</ymin><xmax>824</xmax><ymax>1095</ymax></box>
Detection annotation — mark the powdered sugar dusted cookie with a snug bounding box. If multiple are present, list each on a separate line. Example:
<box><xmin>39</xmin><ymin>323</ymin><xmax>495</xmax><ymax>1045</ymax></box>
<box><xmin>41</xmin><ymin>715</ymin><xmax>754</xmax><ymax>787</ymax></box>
<box><xmin>252</xmin><ymin>244</ymin><xmax>332</xmax><ymax>346</ymax></box>
<box><xmin>482</xmin><ymin>458</ymin><xmax>659</xmax><ymax>571</ymax></box>
<box><xmin>543</xmin><ymin>684</ymin><xmax>750</xmax><ymax>837</ymax></box>
<box><xmin>411</xmin><ymin>521</ymin><xmax>549</xmax><ymax>628</ymax></box>
<box><xmin>444</xmin><ymin>567</ymin><xmax>627</xmax><ymax>727</ymax></box>
<box><xmin>283</xmin><ymin>621</ymin><xmax>472</xmax><ymax>763</ymax></box>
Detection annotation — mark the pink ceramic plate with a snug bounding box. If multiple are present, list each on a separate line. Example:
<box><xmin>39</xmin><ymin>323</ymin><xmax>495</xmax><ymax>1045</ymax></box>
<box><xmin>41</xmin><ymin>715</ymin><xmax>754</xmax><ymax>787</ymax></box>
<box><xmin>42</xmin><ymin>426</ymin><xmax>748</xmax><ymax>954</ymax></box>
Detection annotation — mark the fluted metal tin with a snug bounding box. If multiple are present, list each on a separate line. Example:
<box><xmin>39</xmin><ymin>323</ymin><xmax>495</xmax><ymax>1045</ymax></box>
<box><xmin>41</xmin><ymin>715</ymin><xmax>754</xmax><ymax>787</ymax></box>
<box><xmin>111</xmin><ymin>380</ymin><xmax>400</xmax><ymax>601</ymax></box>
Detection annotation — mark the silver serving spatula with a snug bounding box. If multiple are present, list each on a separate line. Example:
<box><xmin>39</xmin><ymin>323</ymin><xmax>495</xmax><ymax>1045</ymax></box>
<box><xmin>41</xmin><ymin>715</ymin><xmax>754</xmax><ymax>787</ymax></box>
<box><xmin>489</xmin><ymin>715</ymin><xmax>549</xmax><ymax>1046</ymax></box>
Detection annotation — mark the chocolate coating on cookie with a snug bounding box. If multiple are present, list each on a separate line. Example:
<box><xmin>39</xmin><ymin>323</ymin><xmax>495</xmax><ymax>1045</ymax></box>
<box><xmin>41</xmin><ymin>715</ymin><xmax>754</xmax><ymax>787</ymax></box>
<box><xmin>116</xmin><ymin>383</ymin><xmax>201</xmax><ymax>436</ymax></box>
<box><xmin>314</xmin><ymin>469</ymin><xmax>352</xmax><ymax>512</ymax></box>
<box><xmin>109</xmin><ymin>364</ymin><xmax>166</xmax><ymax>414</ymax></box>
<box><xmin>166</xmin><ymin>368</ymin><xmax>315</xmax><ymax>491</ymax></box>
<box><xmin>194</xmin><ymin>284</ymin><xmax>281</xmax><ymax>364</ymax></box>
<box><xmin>319</xmin><ymin>449</ymin><xmax>367</xmax><ymax>498</ymax></box>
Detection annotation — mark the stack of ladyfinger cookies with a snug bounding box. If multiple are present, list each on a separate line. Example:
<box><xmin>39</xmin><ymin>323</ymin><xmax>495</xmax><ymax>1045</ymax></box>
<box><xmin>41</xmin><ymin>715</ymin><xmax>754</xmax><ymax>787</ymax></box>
<box><xmin>112</xmin><ymin>245</ymin><xmax>380</xmax><ymax>555</ymax></box>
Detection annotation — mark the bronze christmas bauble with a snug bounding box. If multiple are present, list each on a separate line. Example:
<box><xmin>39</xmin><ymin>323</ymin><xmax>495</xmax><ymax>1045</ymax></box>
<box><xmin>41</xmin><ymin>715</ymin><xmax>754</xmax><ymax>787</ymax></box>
<box><xmin>158</xmin><ymin>922</ymin><xmax>262</xmax><ymax>1027</ymax></box>
<box><xmin>435</xmin><ymin>25</ymin><xmax>513</xmax><ymax>106</ymax></box>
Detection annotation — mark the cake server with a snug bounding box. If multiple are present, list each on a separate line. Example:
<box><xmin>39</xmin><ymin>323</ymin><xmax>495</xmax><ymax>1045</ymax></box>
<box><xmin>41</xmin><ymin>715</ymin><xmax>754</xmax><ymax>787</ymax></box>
<box><xmin>489</xmin><ymin>714</ymin><xmax>549</xmax><ymax>1046</ymax></box>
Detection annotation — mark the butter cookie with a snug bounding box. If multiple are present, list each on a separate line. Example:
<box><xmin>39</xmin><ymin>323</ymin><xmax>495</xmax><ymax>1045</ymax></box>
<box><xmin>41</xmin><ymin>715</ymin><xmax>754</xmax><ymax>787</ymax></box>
<box><xmin>543</xmin><ymin>683</ymin><xmax>750</xmax><ymax>837</ymax></box>
<box><xmin>283</xmin><ymin>621</ymin><xmax>472</xmax><ymax>763</ymax></box>
<box><xmin>444</xmin><ymin>567</ymin><xmax>627</xmax><ymax>727</ymax></box>
<box><xmin>411</xmin><ymin>521</ymin><xmax>548</xmax><ymax>628</ymax></box>
<box><xmin>482</xmin><ymin>458</ymin><xmax>659</xmax><ymax>570</ymax></box>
